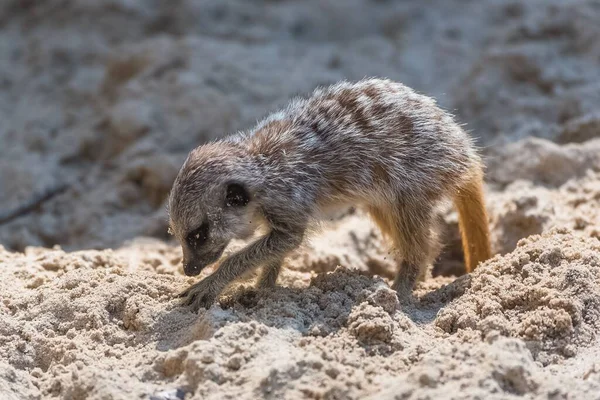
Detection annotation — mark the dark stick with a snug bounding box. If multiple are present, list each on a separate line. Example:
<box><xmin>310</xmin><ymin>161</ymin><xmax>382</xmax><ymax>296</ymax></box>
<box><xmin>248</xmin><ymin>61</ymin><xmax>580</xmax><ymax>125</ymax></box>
<box><xmin>0</xmin><ymin>183</ymin><xmax>70</xmax><ymax>225</ymax></box>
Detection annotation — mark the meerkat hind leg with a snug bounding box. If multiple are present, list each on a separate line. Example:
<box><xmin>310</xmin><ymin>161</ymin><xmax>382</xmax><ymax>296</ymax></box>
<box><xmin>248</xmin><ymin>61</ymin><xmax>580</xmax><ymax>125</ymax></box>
<box><xmin>369</xmin><ymin>202</ymin><xmax>433</xmax><ymax>300</ymax></box>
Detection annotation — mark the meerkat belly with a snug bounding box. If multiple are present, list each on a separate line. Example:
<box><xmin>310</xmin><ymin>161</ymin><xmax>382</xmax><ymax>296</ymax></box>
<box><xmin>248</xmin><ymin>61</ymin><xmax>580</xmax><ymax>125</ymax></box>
<box><xmin>312</xmin><ymin>200</ymin><xmax>354</xmax><ymax>221</ymax></box>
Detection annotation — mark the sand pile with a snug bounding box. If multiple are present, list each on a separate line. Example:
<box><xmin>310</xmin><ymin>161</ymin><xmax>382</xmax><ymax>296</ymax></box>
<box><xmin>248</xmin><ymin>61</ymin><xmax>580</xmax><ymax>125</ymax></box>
<box><xmin>2</xmin><ymin>227</ymin><xmax>600</xmax><ymax>399</ymax></box>
<box><xmin>1</xmin><ymin>0</ymin><xmax>600</xmax><ymax>399</ymax></box>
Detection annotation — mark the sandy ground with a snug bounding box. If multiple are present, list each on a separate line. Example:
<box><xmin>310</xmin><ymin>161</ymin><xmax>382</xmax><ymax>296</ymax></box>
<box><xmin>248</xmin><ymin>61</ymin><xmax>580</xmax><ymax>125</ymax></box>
<box><xmin>1</xmin><ymin>1</ymin><xmax>600</xmax><ymax>399</ymax></box>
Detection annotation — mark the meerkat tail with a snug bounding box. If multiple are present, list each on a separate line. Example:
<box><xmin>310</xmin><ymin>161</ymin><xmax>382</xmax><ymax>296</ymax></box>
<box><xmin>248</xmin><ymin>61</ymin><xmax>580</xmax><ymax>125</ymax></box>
<box><xmin>453</xmin><ymin>167</ymin><xmax>492</xmax><ymax>273</ymax></box>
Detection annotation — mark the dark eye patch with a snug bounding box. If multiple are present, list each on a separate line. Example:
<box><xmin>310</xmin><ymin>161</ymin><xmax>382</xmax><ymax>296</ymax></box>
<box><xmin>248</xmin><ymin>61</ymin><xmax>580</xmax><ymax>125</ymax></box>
<box><xmin>225</xmin><ymin>182</ymin><xmax>250</xmax><ymax>207</ymax></box>
<box><xmin>186</xmin><ymin>221</ymin><xmax>209</xmax><ymax>250</ymax></box>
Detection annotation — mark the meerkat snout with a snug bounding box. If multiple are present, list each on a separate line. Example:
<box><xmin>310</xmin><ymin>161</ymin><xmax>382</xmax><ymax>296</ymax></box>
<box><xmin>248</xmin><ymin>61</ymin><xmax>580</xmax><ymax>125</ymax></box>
<box><xmin>180</xmin><ymin>220</ymin><xmax>223</xmax><ymax>276</ymax></box>
<box><xmin>173</xmin><ymin>181</ymin><xmax>257</xmax><ymax>276</ymax></box>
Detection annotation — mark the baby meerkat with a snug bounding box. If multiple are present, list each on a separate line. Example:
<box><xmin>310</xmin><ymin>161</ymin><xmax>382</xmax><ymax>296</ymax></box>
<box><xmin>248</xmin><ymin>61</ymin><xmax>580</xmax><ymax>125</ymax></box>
<box><xmin>168</xmin><ymin>78</ymin><xmax>491</xmax><ymax>311</ymax></box>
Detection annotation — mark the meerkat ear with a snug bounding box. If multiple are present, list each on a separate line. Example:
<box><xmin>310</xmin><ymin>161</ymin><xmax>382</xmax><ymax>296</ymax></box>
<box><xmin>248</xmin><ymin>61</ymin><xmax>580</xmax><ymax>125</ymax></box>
<box><xmin>225</xmin><ymin>182</ymin><xmax>250</xmax><ymax>207</ymax></box>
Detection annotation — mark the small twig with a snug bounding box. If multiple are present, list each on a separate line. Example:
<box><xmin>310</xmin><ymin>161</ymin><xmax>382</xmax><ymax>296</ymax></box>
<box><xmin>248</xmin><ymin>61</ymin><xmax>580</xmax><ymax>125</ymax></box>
<box><xmin>0</xmin><ymin>183</ymin><xmax>70</xmax><ymax>225</ymax></box>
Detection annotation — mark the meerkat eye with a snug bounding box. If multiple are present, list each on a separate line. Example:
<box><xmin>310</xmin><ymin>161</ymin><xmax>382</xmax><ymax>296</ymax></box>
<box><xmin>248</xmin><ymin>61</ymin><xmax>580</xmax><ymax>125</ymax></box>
<box><xmin>225</xmin><ymin>183</ymin><xmax>250</xmax><ymax>207</ymax></box>
<box><xmin>186</xmin><ymin>222</ymin><xmax>209</xmax><ymax>249</ymax></box>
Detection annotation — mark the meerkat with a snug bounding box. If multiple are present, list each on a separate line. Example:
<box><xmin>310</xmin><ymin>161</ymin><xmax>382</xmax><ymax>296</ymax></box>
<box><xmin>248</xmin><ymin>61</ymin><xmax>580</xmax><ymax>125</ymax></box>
<box><xmin>168</xmin><ymin>78</ymin><xmax>491</xmax><ymax>311</ymax></box>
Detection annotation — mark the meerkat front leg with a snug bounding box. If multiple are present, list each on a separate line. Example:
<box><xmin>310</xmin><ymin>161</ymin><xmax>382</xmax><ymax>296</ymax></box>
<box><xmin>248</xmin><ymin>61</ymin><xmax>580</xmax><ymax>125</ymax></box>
<box><xmin>256</xmin><ymin>258</ymin><xmax>284</xmax><ymax>289</ymax></box>
<box><xmin>255</xmin><ymin>207</ymin><xmax>312</xmax><ymax>289</ymax></box>
<box><xmin>180</xmin><ymin>225</ymin><xmax>305</xmax><ymax>312</ymax></box>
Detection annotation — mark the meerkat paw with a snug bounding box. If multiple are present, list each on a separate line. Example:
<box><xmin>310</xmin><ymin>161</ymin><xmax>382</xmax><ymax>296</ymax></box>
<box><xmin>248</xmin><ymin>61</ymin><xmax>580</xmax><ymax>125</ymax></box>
<box><xmin>391</xmin><ymin>280</ymin><xmax>415</xmax><ymax>305</ymax></box>
<box><xmin>394</xmin><ymin>287</ymin><xmax>414</xmax><ymax>305</ymax></box>
<box><xmin>178</xmin><ymin>278</ymin><xmax>222</xmax><ymax>312</ymax></box>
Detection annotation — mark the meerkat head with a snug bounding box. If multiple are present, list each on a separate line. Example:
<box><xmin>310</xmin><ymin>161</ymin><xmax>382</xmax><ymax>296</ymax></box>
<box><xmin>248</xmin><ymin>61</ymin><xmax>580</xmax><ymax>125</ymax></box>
<box><xmin>168</xmin><ymin>141</ymin><xmax>263</xmax><ymax>276</ymax></box>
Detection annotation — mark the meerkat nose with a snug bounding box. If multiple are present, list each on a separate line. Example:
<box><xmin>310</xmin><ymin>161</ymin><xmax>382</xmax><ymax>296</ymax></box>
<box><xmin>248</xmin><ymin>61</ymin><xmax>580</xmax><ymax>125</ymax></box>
<box><xmin>183</xmin><ymin>262</ymin><xmax>203</xmax><ymax>276</ymax></box>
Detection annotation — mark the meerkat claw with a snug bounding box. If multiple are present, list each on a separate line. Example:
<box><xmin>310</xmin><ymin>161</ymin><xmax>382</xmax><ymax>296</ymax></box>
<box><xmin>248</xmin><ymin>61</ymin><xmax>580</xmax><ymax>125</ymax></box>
<box><xmin>177</xmin><ymin>287</ymin><xmax>190</xmax><ymax>299</ymax></box>
<box><xmin>179</xmin><ymin>279</ymin><xmax>219</xmax><ymax>312</ymax></box>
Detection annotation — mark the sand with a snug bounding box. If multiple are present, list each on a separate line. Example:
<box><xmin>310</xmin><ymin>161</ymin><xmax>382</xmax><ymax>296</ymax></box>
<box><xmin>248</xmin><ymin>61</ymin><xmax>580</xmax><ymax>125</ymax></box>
<box><xmin>1</xmin><ymin>1</ymin><xmax>600</xmax><ymax>399</ymax></box>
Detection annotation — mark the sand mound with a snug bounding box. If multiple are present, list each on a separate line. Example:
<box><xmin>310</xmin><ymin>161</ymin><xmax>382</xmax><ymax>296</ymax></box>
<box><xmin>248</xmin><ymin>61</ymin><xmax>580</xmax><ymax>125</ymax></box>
<box><xmin>436</xmin><ymin>229</ymin><xmax>600</xmax><ymax>364</ymax></box>
<box><xmin>2</xmin><ymin>228</ymin><xmax>600</xmax><ymax>399</ymax></box>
